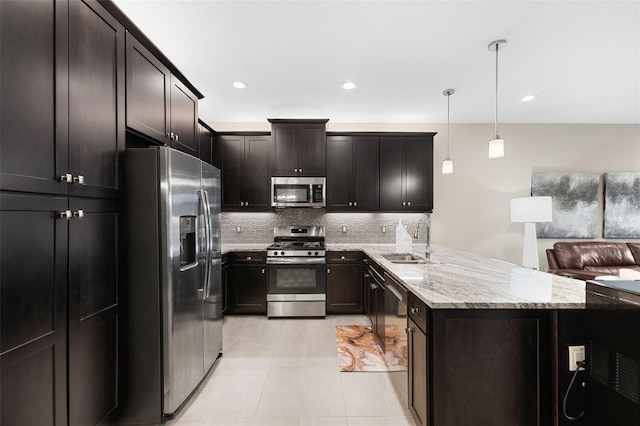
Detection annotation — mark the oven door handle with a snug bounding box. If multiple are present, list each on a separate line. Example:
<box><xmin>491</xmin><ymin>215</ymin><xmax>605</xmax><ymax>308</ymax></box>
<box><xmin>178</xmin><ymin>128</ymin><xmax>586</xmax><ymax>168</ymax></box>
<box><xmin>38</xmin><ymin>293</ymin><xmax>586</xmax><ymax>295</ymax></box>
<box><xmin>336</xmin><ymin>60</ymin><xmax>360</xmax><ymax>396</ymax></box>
<box><xmin>267</xmin><ymin>257</ymin><xmax>326</xmax><ymax>265</ymax></box>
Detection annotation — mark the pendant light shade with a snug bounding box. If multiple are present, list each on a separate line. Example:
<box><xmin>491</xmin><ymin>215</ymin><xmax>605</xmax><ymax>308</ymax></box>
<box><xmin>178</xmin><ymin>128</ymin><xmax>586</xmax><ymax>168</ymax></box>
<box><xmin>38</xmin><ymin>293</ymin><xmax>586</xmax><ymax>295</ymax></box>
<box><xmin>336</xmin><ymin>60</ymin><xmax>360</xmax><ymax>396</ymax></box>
<box><xmin>488</xmin><ymin>39</ymin><xmax>506</xmax><ymax>159</ymax></box>
<box><xmin>442</xmin><ymin>88</ymin><xmax>455</xmax><ymax>174</ymax></box>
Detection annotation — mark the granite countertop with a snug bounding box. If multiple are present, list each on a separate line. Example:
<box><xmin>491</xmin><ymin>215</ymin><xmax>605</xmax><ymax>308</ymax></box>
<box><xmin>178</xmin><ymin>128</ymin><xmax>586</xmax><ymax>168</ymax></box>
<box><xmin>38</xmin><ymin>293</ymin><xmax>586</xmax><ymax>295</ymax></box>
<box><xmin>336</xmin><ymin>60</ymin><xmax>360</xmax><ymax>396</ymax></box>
<box><xmin>329</xmin><ymin>243</ymin><xmax>586</xmax><ymax>310</ymax></box>
<box><xmin>221</xmin><ymin>242</ymin><xmax>586</xmax><ymax>310</ymax></box>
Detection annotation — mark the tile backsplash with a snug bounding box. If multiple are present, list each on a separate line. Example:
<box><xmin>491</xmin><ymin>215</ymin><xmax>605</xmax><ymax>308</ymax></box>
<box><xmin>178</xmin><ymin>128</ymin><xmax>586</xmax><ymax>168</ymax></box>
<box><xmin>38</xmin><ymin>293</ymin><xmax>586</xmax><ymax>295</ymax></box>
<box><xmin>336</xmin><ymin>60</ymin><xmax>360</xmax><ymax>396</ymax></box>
<box><xmin>221</xmin><ymin>210</ymin><xmax>430</xmax><ymax>244</ymax></box>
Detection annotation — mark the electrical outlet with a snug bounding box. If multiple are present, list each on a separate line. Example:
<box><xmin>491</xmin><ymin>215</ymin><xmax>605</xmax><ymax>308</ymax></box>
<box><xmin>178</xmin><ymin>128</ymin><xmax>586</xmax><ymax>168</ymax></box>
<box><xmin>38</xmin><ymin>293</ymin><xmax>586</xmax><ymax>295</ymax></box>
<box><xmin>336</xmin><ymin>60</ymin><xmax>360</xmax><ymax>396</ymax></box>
<box><xmin>381</xmin><ymin>226</ymin><xmax>386</xmax><ymax>233</ymax></box>
<box><xmin>568</xmin><ymin>345</ymin><xmax>585</xmax><ymax>371</ymax></box>
<box><xmin>235</xmin><ymin>226</ymin><xmax>241</xmax><ymax>233</ymax></box>
<box><xmin>342</xmin><ymin>226</ymin><xmax>347</xmax><ymax>233</ymax></box>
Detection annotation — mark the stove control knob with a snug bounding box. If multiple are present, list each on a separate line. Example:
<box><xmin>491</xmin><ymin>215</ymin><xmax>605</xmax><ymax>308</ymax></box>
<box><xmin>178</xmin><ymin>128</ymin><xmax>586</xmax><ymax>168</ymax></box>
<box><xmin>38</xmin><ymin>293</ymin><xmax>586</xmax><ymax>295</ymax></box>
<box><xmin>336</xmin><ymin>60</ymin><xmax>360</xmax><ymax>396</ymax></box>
<box><xmin>315</xmin><ymin>251</ymin><xmax>319</xmax><ymax>256</ymax></box>
<box><xmin>273</xmin><ymin>251</ymin><xmax>278</xmax><ymax>256</ymax></box>
<box><xmin>308</xmin><ymin>251</ymin><xmax>312</xmax><ymax>255</ymax></box>
<box><xmin>280</xmin><ymin>251</ymin><xmax>285</xmax><ymax>256</ymax></box>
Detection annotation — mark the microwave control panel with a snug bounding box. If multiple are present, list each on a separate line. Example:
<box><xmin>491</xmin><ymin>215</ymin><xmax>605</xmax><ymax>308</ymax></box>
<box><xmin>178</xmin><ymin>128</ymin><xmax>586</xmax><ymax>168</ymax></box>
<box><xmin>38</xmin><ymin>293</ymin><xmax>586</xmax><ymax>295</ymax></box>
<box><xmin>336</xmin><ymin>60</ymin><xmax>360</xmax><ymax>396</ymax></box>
<box><xmin>312</xmin><ymin>184</ymin><xmax>324</xmax><ymax>203</ymax></box>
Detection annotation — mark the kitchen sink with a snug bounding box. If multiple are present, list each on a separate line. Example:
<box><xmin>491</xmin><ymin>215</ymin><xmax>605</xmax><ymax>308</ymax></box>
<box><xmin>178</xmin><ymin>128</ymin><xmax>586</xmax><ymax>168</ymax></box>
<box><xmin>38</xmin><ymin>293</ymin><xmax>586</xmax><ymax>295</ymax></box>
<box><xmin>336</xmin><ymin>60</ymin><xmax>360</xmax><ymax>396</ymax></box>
<box><xmin>380</xmin><ymin>253</ymin><xmax>426</xmax><ymax>264</ymax></box>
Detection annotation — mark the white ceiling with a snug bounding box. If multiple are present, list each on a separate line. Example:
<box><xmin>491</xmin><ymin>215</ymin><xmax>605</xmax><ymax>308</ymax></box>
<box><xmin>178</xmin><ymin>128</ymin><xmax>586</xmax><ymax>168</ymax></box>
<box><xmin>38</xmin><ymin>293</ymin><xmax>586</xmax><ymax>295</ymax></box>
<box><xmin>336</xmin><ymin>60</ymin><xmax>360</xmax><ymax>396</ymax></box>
<box><xmin>113</xmin><ymin>0</ymin><xmax>640</xmax><ymax>125</ymax></box>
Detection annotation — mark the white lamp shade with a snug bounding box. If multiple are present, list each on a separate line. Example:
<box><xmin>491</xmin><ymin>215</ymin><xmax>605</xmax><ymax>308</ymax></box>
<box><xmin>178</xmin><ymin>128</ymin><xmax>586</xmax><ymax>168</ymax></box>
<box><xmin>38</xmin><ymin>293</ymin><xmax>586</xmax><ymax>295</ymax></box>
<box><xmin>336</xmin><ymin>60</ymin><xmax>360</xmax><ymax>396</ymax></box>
<box><xmin>442</xmin><ymin>158</ymin><xmax>453</xmax><ymax>174</ymax></box>
<box><xmin>510</xmin><ymin>196</ymin><xmax>553</xmax><ymax>223</ymax></box>
<box><xmin>488</xmin><ymin>138</ymin><xmax>504</xmax><ymax>159</ymax></box>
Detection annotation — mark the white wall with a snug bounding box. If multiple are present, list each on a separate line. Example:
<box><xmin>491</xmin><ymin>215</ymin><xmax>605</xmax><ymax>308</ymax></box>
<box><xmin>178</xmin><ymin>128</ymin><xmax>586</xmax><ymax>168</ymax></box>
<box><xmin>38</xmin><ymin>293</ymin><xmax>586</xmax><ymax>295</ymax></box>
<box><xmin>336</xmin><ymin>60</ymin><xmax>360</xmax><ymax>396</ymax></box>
<box><xmin>213</xmin><ymin>121</ymin><xmax>640</xmax><ymax>268</ymax></box>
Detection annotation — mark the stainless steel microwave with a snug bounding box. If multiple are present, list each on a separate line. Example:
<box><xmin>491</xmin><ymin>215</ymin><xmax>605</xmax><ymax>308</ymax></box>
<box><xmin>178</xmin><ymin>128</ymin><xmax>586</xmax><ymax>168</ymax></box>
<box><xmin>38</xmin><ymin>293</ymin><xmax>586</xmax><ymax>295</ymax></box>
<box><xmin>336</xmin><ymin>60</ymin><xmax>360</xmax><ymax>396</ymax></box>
<box><xmin>271</xmin><ymin>177</ymin><xmax>326</xmax><ymax>208</ymax></box>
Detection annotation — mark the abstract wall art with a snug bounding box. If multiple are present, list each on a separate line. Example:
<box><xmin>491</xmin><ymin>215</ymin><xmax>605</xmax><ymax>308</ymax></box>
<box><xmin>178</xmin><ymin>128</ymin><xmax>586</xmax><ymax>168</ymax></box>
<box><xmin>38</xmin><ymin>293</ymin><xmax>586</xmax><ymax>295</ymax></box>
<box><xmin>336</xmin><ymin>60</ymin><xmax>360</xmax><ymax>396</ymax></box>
<box><xmin>531</xmin><ymin>172</ymin><xmax>600</xmax><ymax>238</ymax></box>
<box><xmin>603</xmin><ymin>172</ymin><xmax>640</xmax><ymax>238</ymax></box>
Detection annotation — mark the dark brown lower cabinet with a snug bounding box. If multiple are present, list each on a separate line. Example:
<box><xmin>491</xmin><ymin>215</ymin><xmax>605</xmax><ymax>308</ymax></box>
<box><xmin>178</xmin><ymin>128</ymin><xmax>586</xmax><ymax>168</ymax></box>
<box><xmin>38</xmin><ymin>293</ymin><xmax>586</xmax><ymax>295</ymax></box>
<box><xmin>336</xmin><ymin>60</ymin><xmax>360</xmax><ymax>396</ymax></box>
<box><xmin>227</xmin><ymin>252</ymin><xmax>267</xmax><ymax>314</ymax></box>
<box><xmin>408</xmin><ymin>317</ymin><xmax>429</xmax><ymax>426</ymax></box>
<box><xmin>68</xmin><ymin>198</ymin><xmax>119</xmax><ymax>426</ymax></box>
<box><xmin>1</xmin><ymin>194</ymin><xmax>69</xmax><ymax>426</ymax></box>
<box><xmin>0</xmin><ymin>193</ymin><xmax>119</xmax><ymax>426</ymax></box>
<box><xmin>430</xmin><ymin>310</ymin><xmax>552</xmax><ymax>426</ymax></box>
<box><xmin>326</xmin><ymin>251</ymin><xmax>363</xmax><ymax>314</ymax></box>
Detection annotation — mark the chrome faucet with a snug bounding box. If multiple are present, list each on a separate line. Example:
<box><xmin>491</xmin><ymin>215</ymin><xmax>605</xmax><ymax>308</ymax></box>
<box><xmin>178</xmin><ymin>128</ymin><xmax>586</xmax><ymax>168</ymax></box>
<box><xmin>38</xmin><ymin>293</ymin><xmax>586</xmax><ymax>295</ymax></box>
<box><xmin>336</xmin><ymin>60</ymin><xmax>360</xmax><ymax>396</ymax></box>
<box><xmin>425</xmin><ymin>222</ymin><xmax>431</xmax><ymax>259</ymax></box>
<box><xmin>413</xmin><ymin>217</ymin><xmax>431</xmax><ymax>259</ymax></box>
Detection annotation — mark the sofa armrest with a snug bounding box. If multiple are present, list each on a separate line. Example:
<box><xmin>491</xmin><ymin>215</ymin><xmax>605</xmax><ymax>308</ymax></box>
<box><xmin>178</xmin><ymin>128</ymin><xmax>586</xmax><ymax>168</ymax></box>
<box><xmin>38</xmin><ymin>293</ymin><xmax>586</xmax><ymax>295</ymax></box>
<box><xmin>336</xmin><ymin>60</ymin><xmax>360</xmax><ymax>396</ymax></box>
<box><xmin>548</xmin><ymin>269</ymin><xmax>600</xmax><ymax>281</ymax></box>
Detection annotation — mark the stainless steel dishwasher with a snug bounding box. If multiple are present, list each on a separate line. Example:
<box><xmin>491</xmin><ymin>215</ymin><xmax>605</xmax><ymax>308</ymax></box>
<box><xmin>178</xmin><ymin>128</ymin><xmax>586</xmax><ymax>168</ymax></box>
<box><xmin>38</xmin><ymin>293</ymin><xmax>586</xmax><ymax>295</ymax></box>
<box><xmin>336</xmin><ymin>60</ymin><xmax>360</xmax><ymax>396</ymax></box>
<box><xmin>384</xmin><ymin>273</ymin><xmax>409</xmax><ymax>409</ymax></box>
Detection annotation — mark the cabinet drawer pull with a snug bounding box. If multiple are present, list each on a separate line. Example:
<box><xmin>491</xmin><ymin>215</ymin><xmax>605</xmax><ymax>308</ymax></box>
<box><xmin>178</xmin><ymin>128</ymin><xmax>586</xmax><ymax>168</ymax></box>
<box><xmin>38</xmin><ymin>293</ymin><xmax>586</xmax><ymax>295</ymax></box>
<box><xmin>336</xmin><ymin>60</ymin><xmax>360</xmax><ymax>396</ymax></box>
<box><xmin>341</xmin><ymin>256</ymin><xmax>345</xmax><ymax>260</ymax></box>
<box><xmin>59</xmin><ymin>173</ymin><xmax>72</xmax><ymax>183</ymax></box>
<box><xmin>73</xmin><ymin>209</ymin><xmax>84</xmax><ymax>219</ymax></box>
<box><xmin>59</xmin><ymin>210</ymin><xmax>72</xmax><ymax>219</ymax></box>
<box><xmin>73</xmin><ymin>175</ymin><xmax>85</xmax><ymax>185</ymax></box>
<box><xmin>246</xmin><ymin>256</ymin><xmax>252</xmax><ymax>260</ymax></box>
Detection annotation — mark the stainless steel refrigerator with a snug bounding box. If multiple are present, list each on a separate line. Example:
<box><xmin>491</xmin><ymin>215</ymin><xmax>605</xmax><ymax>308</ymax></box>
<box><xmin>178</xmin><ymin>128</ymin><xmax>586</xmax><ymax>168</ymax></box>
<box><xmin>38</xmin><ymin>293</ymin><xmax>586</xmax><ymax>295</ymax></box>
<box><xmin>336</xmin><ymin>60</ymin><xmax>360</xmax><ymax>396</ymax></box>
<box><xmin>121</xmin><ymin>147</ymin><xmax>222</xmax><ymax>424</ymax></box>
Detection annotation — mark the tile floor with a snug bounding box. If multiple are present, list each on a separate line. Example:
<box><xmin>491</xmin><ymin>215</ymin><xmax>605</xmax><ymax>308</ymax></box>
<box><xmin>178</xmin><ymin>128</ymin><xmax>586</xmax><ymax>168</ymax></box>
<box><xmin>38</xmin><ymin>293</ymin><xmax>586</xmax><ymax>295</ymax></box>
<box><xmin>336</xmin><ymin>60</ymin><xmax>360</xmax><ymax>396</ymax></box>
<box><xmin>165</xmin><ymin>315</ymin><xmax>416</xmax><ymax>426</ymax></box>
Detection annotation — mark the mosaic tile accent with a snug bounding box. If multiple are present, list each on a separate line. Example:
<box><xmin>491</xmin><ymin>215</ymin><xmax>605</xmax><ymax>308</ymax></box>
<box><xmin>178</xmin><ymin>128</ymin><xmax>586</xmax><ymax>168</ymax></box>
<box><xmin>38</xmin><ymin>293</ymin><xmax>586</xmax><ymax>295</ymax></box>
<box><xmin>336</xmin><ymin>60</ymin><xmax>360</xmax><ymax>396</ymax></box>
<box><xmin>222</xmin><ymin>210</ymin><xmax>430</xmax><ymax>244</ymax></box>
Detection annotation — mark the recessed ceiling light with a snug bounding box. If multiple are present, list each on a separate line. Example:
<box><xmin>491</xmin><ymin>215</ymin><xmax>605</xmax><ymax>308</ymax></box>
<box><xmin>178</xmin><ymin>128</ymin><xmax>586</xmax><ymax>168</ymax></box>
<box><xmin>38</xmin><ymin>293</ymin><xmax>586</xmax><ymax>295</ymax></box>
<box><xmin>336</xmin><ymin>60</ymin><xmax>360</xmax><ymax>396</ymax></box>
<box><xmin>340</xmin><ymin>81</ymin><xmax>357</xmax><ymax>90</ymax></box>
<box><xmin>521</xmin><ymin>94</ymin><xmax>537</xmax><ymax>102</ymax></box>
<box><xmin>232</xmin><ymin>81</ymin><xmax>248</xmax><ymax>89</ymax></box>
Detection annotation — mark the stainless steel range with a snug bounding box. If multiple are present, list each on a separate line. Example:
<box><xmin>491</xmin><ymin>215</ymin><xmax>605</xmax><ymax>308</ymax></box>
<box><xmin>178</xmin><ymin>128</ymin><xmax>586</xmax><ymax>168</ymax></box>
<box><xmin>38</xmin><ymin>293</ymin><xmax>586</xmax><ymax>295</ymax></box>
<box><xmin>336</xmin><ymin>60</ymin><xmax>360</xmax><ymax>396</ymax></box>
<box><xmin>266</xmin><ymin>226</ymin><xmax>326</xmax><ymax>317</ymax></box>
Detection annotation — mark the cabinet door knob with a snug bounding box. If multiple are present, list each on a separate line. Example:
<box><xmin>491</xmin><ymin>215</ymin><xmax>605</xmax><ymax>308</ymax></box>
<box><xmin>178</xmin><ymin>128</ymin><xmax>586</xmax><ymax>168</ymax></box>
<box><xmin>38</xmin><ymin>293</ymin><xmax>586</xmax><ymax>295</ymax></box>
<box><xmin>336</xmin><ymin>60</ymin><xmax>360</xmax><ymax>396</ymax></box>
<box><xmin>327</xmin><ymin>268</ymin><xmax>331</xmax><ymax>274</ymax></box>
<box><xmin>341</xmin><ymin>256</ymin><xmax>345</xmax><ymax>260</ymax></box>
<box><xmin>261</xmin><ymin>268</ymin><xmax>265</xmax><ymax>274</ymax></box>
<box><xmin>73</xmin><ymin>175</ymin><xmax>85</xmax><ymax>185</ymax></box>
<box><xmin>405</xmin><ymin>327</ymin><xmax>413</xmax><ymax>334</ymax></box>
<box><xmin>300</xmin><ymin>168</ymin><xmax>303</xmax><ymax>173</ymax></box>
<box><xmin>59</xmin><ymin>210</ymin><xmax>72</xmax><ymax>219</ymax></box>
<box><xmin>246</xmin><ymin>256</ymin><xmax>252</xmax><ymax>260</ymax></box>
<box><xmin>59</xmin><ymin>173</ymin><xmax>72</xmax><ymax>183</ymax></box>
<box><xmin>174</xmin><ymin>133</ymin><xmax>179</xmax><ymax>141</ymax></box>
<box><xmin>294</xmin><ymin>168</ymin><xmax>298</xmax><ymax>172</ymax></box>
<box><xmin>73</xmin><ymin>209</ymin><xmax>84</xmax><ymax>219</ymax></box>
<box><xmin>348</xmin><ymin>202</ymin><xmax>352</xmax><ymax>206</ymax></box>
<box><xmin>407</xmin><ymin>201</ymin><xmax>411</xmax><ymax>207</ymax></box>
<box><xmin>402</xmin><ymin>202</ymin><xmax>406</xmax><ymax>207</ymax></box>
<box><xmin>411</xmin><ymin>307</ymin><xmax>420</xmax><ymax>314</ymax></box>
<box><xmin>245</xmin><ymin>201</ymin><xmax>249</xmax><ymax>207</ymax></box>
<box><xmin>353</xmin><ymin>202</ymin><xmax>357</xmax><ymax>207</ymax></box>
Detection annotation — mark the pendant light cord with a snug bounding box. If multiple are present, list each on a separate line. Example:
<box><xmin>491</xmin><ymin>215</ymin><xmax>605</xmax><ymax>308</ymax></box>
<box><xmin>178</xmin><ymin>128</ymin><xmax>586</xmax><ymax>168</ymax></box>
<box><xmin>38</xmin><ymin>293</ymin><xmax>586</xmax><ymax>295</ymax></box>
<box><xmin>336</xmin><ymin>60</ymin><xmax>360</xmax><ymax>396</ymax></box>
<box><xmin>446</xmin><ymin>93</ymin><xmax>451</xmax><ymax>158</ymax></box>
<box><xmin>494</xmin><ymin>42</ymin><xmax>499</xmax><ymax>139</ymax></box>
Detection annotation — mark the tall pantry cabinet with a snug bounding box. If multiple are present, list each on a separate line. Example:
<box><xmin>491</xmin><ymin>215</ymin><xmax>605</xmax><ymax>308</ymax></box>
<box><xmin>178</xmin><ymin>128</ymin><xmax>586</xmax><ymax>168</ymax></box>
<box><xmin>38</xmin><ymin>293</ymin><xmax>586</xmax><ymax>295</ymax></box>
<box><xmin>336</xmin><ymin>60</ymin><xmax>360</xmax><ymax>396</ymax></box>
<box><xmin>0</xmin><ymin>0</ymin><xmax>123</xmax><ymax>424</ymax></box>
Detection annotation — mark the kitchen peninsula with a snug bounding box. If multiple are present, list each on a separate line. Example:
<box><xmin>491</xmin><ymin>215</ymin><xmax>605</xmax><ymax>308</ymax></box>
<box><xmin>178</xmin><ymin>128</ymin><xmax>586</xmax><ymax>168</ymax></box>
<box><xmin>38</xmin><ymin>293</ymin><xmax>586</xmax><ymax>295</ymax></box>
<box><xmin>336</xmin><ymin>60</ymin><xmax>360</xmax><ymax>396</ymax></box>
<box><xmin>223</xmin><ymin>243</ymin><xmax>585</xmax><ymax>426</ymax></box>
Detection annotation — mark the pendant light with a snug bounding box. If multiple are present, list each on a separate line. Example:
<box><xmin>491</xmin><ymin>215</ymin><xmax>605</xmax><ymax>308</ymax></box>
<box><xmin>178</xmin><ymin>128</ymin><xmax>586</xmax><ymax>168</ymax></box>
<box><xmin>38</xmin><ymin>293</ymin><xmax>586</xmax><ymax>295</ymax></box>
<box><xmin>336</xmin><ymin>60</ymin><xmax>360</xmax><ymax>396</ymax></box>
<box><xmin>488</xmin><ymin>39</ymin><xmax>507</xmax><ymax>159</ymax></box>
<box><xmin>442</xmin><ymin>89</ymin><xmax>455</xmax><ymax>174</ymax></box>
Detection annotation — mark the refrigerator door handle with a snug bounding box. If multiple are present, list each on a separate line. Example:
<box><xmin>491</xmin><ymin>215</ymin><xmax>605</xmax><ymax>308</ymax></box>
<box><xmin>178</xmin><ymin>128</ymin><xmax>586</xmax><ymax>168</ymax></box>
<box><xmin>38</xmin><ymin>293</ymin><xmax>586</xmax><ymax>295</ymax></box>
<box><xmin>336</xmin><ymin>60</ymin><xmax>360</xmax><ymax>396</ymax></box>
<box><xmin>202</xmin><ymin>189</ymin><xmax>213</xmax><ymax>300</ymax></box>
<box><xmin>199</xmin><ymin>190</ymin><xmax>212</xmax><ymax>300</ymax></box>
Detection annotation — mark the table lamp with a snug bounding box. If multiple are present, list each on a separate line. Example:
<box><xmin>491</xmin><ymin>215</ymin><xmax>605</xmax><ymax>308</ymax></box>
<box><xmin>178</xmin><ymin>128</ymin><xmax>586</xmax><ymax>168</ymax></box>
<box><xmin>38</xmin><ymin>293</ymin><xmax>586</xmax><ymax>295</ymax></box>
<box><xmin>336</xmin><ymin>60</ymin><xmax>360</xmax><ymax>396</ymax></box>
<box><xmin>510</xmin><ymin>196</ymin><xmax>553</xmax><ymax>269</ymax></box>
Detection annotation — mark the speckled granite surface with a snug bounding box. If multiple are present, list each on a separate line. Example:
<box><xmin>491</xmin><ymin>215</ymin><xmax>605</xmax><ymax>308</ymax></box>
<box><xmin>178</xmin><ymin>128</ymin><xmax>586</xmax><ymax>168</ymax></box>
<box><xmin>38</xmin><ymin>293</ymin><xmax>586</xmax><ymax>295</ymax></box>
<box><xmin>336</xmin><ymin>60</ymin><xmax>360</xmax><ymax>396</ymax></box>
<box><xmin>222</xmin><ymin>242</ymin><xmax>587</xmax><ymax>310</ymax></box>
<box><xmin>330</xmin><ymin>244</ymin><xmax>586</xmax><ymax>310</ymax></box>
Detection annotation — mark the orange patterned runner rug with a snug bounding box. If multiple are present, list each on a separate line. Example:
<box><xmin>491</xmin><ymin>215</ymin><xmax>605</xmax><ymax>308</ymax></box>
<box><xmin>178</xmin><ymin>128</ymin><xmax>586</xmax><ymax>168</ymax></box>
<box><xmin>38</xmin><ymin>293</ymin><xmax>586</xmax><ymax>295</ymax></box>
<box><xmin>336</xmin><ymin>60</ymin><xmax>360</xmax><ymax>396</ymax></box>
<box><xmin>335</xmin><ymin>325</ymin><xmax>408</xmax><ymax>372</ymax></box>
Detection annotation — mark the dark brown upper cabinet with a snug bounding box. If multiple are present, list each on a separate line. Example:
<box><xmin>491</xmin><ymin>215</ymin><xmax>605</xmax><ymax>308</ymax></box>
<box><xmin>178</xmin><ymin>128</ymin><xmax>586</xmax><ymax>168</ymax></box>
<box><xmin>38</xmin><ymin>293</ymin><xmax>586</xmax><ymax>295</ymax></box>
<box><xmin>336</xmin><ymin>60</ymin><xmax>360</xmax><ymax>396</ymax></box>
<box><xmin>218</xmin><ymin>134</ymin><xmax>273</xmax><ymax>211</ymax></box>
<box><xmin>126</xmin><ymin>34</ymin><xmax>199</xmax><ymax>157</ymax></box>
<box><xmin>1</xmin><ymin>0</ymin><xmax>124</xmax><ymax>199</ymax></box>
<box><xmin>380</xmin><ymin>136</ymin><xmax>434</xmax><ymax>212</ymax></box>
<box><xmin>269</xmin><ymin>119</ymin><xmax>328</xmax><ymax>176</ymax></box>
<box><xmin>198</xmin><ymin>121</ymin><xmax>215</xmax><ymax>166</ymax></box>
<box><xmin>327</xmin><ymin>136</ymin><xmax>379</xmax><ymax>211</ymax></box>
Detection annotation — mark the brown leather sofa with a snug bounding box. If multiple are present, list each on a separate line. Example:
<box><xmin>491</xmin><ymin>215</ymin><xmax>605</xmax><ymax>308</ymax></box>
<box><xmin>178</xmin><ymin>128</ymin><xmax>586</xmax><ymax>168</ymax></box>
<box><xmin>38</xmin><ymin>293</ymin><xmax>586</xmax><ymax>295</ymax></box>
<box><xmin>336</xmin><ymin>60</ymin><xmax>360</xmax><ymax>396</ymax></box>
<box><xmin>546</xmin><ymin>242</ymin><xmax>640</xmax><ymax>280</ymax></box>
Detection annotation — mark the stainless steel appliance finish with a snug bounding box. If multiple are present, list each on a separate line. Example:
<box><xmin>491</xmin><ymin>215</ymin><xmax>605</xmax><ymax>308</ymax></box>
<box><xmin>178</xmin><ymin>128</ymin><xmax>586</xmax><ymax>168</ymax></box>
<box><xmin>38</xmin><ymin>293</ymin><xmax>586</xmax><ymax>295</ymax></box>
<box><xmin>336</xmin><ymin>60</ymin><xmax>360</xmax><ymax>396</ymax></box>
<box><xmin>271</xmin><ymin>177</ymin><xmax>326</xmax><ymax>208</ymax></box>
<box><xmin>384</xmin><ymin>275</ymin><xmax>409</xmax><ymax>409</ymax></box>
<box><xmin>122</xmin><ymin>147</ymin><xmax>223</xmax><ymax>424</ymax></box>
<box><xmin>266</xmin><ymin>226</ymin><xmax>326</xmax><ymax>317</ymax></box>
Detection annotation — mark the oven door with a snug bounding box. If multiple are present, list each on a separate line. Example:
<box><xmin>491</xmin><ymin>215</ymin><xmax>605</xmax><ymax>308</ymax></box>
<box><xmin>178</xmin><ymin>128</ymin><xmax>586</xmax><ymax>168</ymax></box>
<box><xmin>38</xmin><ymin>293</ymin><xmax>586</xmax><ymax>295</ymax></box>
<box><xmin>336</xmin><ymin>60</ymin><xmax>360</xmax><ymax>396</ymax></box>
<box><xmin>267</xmin><ymin>258</ymin><xmax>326</xmax><ymax>294</ymax></box>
